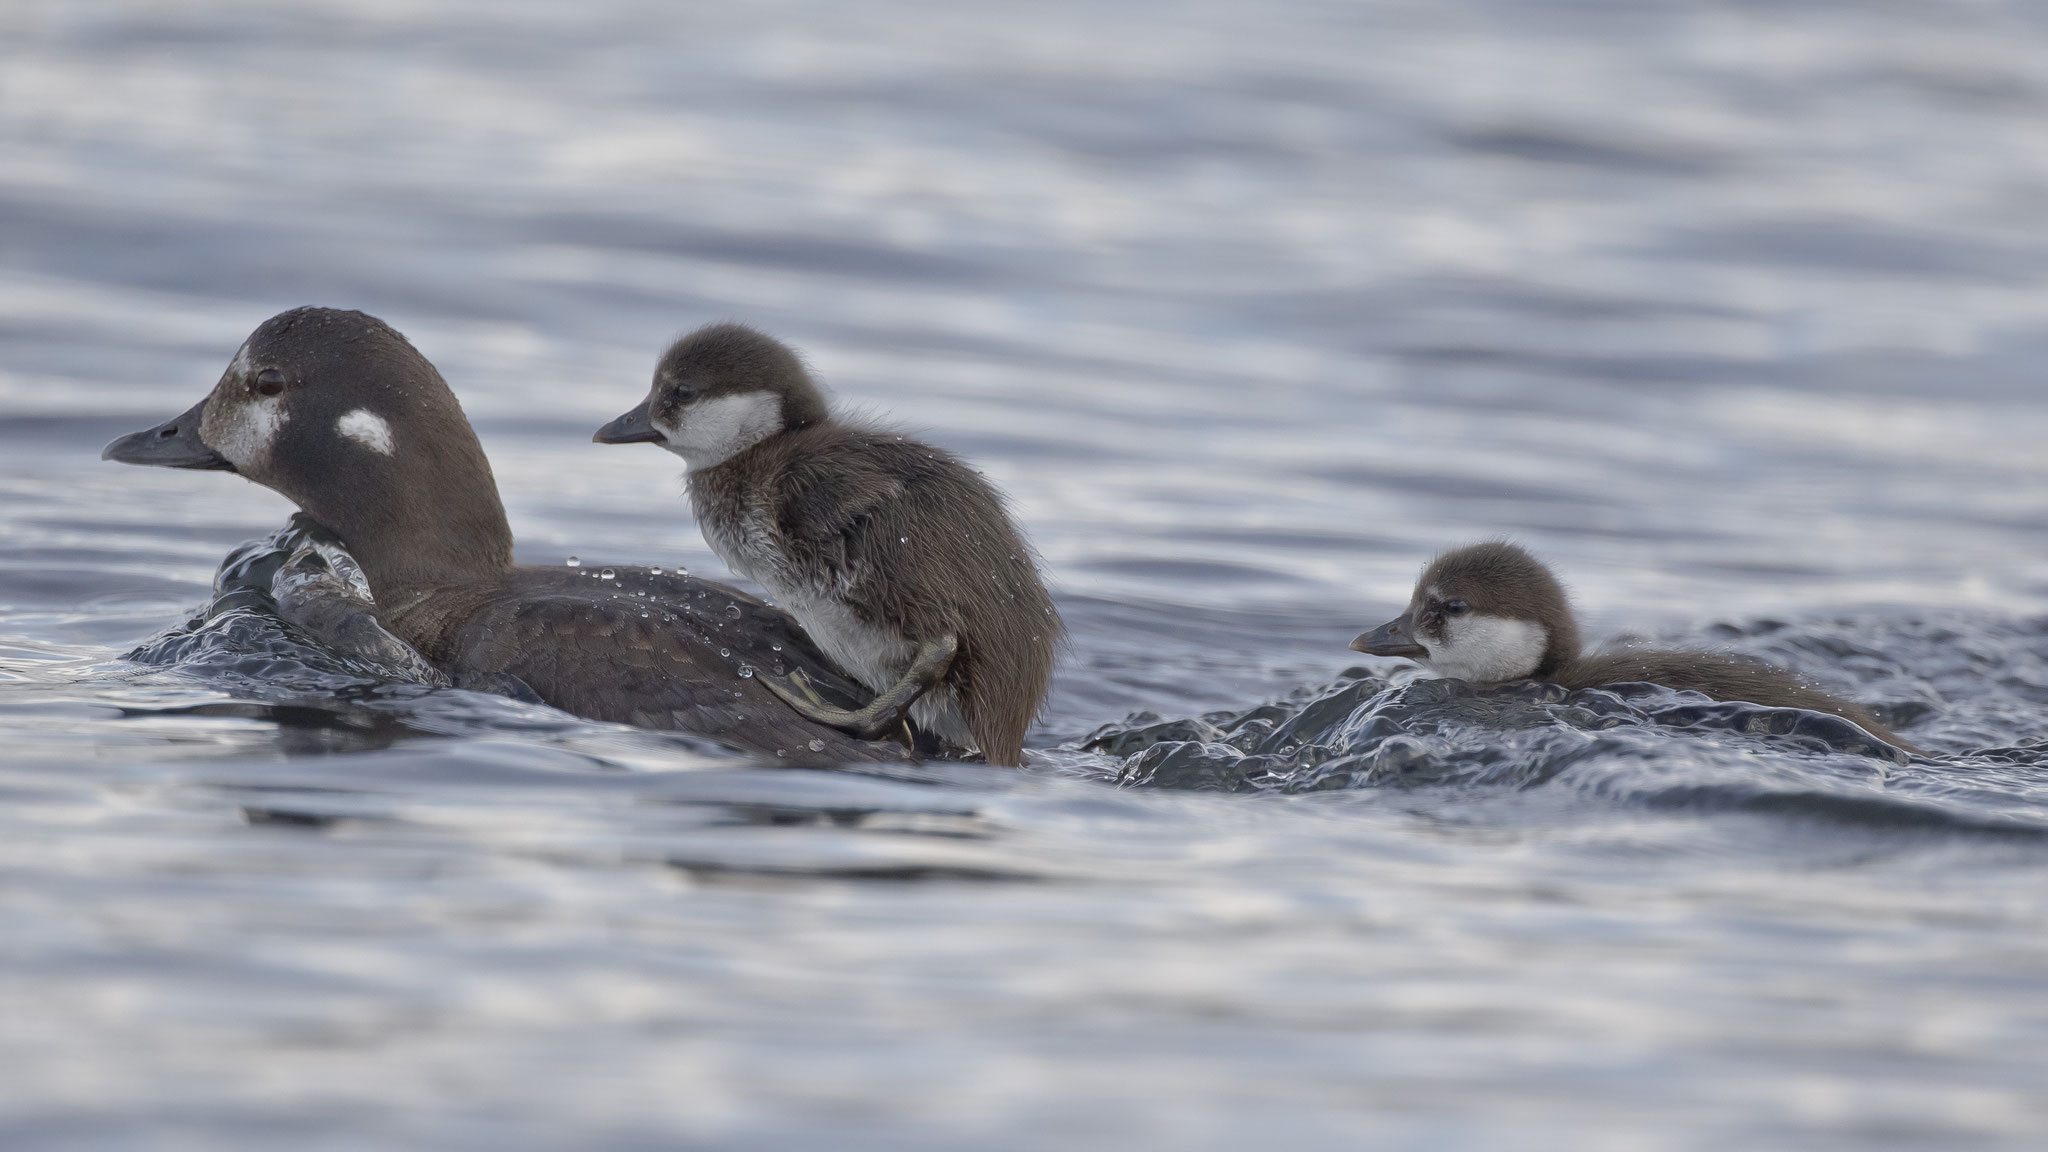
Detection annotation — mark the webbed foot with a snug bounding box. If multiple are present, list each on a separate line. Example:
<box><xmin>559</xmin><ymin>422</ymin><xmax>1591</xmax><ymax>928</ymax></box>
<box><xmin>760</xmin><ymin>634</ymin><xmax>958</xmax><ymax>741</ymax></box>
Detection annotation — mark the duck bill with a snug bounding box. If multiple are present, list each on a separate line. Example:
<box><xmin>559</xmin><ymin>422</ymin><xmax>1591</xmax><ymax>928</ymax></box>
<box><xmin>101</xmin><ymin>398</ymin><xmax>234</xmax><ymax>471</ymax></box>
<box><xmin>1351</xmin><ymin>612</ymin><xmax>1429</xmax><ymax>659</ymax></box>
<box><xmin>592</xmin><ymin>401</ymin><xmax>662</xmax><ymax>445</ymax></box>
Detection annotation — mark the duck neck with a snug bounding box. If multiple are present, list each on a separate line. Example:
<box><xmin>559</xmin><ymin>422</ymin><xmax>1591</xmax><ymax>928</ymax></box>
<box><xmin>346</xmin><ymin>501</ymin><xmax>515</xmax><ymax>610</ymax></box>
<box><xmin>293</xmin><ymin>461</ymin><xmax>515</xmax><ymax>611</ymax></box>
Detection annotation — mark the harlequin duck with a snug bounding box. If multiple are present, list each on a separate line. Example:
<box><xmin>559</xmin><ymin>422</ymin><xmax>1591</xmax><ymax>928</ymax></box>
<box><xmin>102</xmin><ymin>306</ymin><xmax>905</xmax><ymax>763</ymax></box>
<box><xmin>1351</xmin><ymin>541</ymin><xmax>1919</xmax><ymax>753</ymax></box>
<box><xmin>593</xmin><ymin>323</ymin><xmax>1060</xmax><ymax>765</ymax></box>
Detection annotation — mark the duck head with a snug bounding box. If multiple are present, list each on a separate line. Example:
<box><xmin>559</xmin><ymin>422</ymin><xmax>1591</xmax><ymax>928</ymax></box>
<box><xmin>102</xmin><ymin>307</ymin><xmax>513</xmax><ymax>599</ymax></box>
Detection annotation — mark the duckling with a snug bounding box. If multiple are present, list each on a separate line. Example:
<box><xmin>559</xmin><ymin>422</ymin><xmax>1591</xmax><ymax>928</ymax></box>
<box><xmin>594</xmin><ymin>323</ymin><xmax>1060</xmax><ymax>765</ymax></box>
<box><xmin>1351</xmin><ymin>541</ymin><xmax>1918</xmax><ymax>752</ymax></box>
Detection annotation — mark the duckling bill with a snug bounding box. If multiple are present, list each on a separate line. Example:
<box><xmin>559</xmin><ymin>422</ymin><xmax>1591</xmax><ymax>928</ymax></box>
<box><xmin>595</xmin><ymin>323</ymin><xmax>1060</xmax><ymax>765</ymax></box>
<box><xmin>1353</xmin><ymin>541</ymin><xmax>1920</xmax><ymax>753</ymax></box>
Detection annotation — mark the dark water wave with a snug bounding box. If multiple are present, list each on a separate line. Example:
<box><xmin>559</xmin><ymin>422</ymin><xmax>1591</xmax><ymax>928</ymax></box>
<box><xmin>128</xmin><ymin>519</ymin><xmax>444</xmax><ymax>691</ymax></box>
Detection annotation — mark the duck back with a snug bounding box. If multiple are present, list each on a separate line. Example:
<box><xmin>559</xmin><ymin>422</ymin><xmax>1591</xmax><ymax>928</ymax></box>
<box><xmin>1563</xmin><ymin>647</ymin><xmax>1914</xmax><ymax>752</ymax></box>
<box><xmin>386</xmin><ymin>564</ymin><xmax>902</xmax><ymax>763</ymax></box>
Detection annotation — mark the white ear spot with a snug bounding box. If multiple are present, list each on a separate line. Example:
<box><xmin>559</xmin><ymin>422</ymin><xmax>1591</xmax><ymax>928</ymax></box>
<box><xmin>337</xmin><ymin>409</ymin><xmax>395</xmax><ymax>455</ymax></box>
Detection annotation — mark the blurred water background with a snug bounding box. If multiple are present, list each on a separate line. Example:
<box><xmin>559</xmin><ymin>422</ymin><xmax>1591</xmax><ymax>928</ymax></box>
<box><xmin>4</xmin><ymin>0</ymin><xmax>2048</xmax><ymax>1147</ymax></box>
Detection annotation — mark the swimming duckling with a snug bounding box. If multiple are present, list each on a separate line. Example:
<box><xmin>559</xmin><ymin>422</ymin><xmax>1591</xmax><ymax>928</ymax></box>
<box><xmin>102</xmin><ymin>307</ymin><xmax>905</xmax><ymax>763</ymax></box>
<box><xmin>1351</xmin><ymin>541</ymin><xmax>1918</xmax><ymax>752</ymax></box>
<box><xmin>594</xmin><ymin>323</ymin><xmax>1060</xmax><ymax>765</ymax></box>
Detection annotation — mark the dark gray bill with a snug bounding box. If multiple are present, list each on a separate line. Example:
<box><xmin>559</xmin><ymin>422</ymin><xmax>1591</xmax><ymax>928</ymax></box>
<box><xmin>101</xmin><ymin>398</ymin><xmax>233</xmax><ymax>471</ymax></box>
<box><xmin>1351</xmin><ymin>612</ymin><xmax>1428</xmax><ymax>659</ymax></box>
<box><xmin>592</xmin><ymin>400</ymin><xmax>661</xmax><ymax>445</ymax></box>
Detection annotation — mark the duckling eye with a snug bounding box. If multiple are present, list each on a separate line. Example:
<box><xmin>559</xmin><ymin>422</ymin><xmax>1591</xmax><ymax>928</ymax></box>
<box><xmin>1442</xmin><ymin>599</ymin><xmax>1470</xmax><ymax>616</ymax></box>
<box><xmin>670</xmin><ymin>383</ymin><xmax>700</xmax><ymax>405</ymax></box>
<box><xmin>254</xmin><ymin>368</ymin><xmax>286</xmax><ymax>397</ymax></box>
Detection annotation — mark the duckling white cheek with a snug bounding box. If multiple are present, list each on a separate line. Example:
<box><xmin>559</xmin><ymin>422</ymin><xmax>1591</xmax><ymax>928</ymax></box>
<box><xmin>658</xmin><ymin>392</ymin><xmax>782</xmax><ymax>470</ymax></box>
<box><xmin>1421</xmin><ymin>614</ymin><xmax>1547</xmax><ymax>682</ymax></box>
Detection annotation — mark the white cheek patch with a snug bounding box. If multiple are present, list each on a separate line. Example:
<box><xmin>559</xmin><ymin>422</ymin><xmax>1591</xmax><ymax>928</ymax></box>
<box><xmin>337</xmin><ymin>408</ymin><xmax>395</xmax><ymax>455</ymax></box>
<box><xmin>1421</xmin><ymin>614</ymin><xmax>1548</xmax><ymax>683</ymax></box>
<box><xmin>657</xmin><ymin>392</ymin><xmax>783</xmax><ymax>470</ymax></box>
<box><xmin>206</xmin><ymin>397</ymin><xmax>289</xmax><ymax>470</ymax></box>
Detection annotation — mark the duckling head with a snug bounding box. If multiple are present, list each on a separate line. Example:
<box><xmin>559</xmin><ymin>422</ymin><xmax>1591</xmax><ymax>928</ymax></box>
<box><xmin>594</xmin><ymin>322</ymin><xmax>829</xmax><ymax>470</ymax></box>
<box><xmin>1351</xmin><ymin>541</ymin><xmax>1581</xmax><ymax>683</ymax></box>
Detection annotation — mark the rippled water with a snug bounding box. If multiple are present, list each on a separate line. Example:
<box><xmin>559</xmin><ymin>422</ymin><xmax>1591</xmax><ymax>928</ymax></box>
<box><xmin>5</xmin><ymin>1</ymin><xmax>2048</xmax><ymax>1146</ymax></box>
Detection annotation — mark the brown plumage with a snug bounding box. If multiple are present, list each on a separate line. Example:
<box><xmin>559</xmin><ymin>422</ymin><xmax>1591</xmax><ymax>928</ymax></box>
<box><xmin>1352</xmin><ymin>541</ymin><xmax>1919</xmax><ymax>753</ymax></box>
<box><xmin>595</xmin><ymin>323</ymin><xmax>1061</xmax><ymax>765</ymax></box>
<box><xmin>103</xmin><ymin>307</ymin><xmax>904</xmax><ymax>764</ymax></box>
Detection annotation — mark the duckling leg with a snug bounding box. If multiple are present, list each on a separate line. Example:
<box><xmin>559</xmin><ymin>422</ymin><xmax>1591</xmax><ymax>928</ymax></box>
<box><xmin>760</xmin><ymin>634</ymin><xmax>958</xmax><ymax>740</ymax></box>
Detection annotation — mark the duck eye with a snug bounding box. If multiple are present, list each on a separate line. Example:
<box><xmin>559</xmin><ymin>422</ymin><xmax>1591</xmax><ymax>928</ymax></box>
<box><xmin>254</xmin><ymin>368</ymin><xmax>286</xmax><ymax>397</ymax></box>
<box><xmin>1442</xmin><ymin>599</ymin><xmax>1470</xmax><ymax>616</ymax></box>
<box><xmin>670</xmin><ymin>383</ymin><xmax>700</xmax><ymax>404</ymax></box>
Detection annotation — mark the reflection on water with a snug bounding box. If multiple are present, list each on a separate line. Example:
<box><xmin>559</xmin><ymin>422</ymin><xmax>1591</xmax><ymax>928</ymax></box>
<box><xmin>3</xmin><ymin>0</ymin><xmax>2048</xmax><ymax>1147</ymax></box>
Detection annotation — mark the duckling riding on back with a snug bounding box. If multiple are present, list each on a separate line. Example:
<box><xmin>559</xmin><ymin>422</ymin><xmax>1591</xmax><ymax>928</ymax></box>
<box><xmin>595</xmin><ymin>323</ymin><xmax>1060</xmax><ymax>765</ymax></box>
